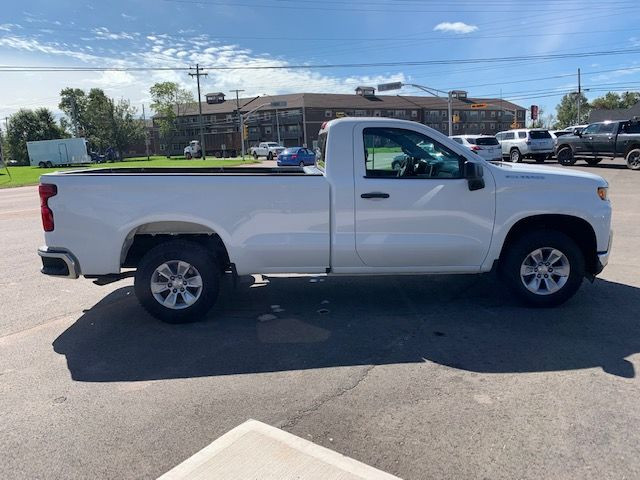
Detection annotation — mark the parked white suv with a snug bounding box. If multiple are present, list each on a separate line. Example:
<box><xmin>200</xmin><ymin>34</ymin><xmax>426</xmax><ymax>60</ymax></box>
<box><xmin>495</xmin><ymin>129</ymin><xmax>555</xmax><ymax>163</ymax></box>
<box><xmin>450</xmin><ymin>135</ymin><xmax>502</xmax><ymax>161</ymax></box>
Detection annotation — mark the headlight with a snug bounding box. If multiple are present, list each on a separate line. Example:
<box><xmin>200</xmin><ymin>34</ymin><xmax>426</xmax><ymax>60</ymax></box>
<box><xmin>597</xmin><ymin>186</ymin><xmax>608</xmax><ymax>201</ymax></box>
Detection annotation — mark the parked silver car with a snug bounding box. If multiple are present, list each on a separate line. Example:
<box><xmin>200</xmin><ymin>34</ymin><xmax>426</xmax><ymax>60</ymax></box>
<box><xmin>495</xmin><ymin>129</ymin><xmax>555</xmax><ymax>163</ymax></box>
<box><xmin>450</xmin><ymin>135</ymin><xmax>502</xmax><ymax>161</ymax></box>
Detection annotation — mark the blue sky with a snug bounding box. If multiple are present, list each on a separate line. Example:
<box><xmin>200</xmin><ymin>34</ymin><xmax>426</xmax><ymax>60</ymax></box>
<box><xmin>1</xmin><ymin>0</ymin><xmax>639</xmax><ymax>122</ymax></box>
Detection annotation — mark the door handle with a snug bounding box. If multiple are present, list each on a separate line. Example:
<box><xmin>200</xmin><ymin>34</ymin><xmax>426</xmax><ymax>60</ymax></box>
<box><xmin>361</xmin><ymin>192</ymin><xmax>390</xmax><ymax>199</ymax></box>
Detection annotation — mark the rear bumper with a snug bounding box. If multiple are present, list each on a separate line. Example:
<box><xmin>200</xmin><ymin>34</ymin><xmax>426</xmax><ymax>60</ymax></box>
<box><xmin>37</xmin><ymin>246</ymin><xmax>80</xmax><ymax>279</ymax></box>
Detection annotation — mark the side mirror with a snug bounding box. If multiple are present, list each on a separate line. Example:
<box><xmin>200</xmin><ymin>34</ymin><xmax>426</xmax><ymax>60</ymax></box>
<box><xmin>575</xmin><ymin>131</ymin><xmax>582</xmax><ymax>137</ymax></box>
<box><xmin>464</xmin><ymin>161</ymin><xmax>485</xmax><ymax>191</ymax></box>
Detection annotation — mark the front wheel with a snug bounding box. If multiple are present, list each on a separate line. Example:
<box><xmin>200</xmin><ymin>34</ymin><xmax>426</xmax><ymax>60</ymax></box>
<box><xmin>500</xmin><ymin>231</ymin><xmax>585</xmax><ymax>307</ymax></box>
<box><xmin>267</xmin><ymin>152</ymin><xmax>273</xmax><ymax>160</ymax></box>
<box><xmin>253</xmin><ymin>152</ymin><xmax>258</xmax><ymax>159</ymax></box>
<box><xmin>556</xmin><ymin>147</ymin><xmax>576</xmax><ymax>166</ymax></box>
<box><xmin>626</xmin><ymin>148</ymin><xmax>640</xmax><ymax>170</ymax></box>
<box><xmin>510</xmin><ymin>148</ymin><xmax>522</xmax><ymax>163</ymax></box>
<box><xmin>134</xmin><ymin>240</ymin><xmax>220</xmax><ymax>323</ymax></box>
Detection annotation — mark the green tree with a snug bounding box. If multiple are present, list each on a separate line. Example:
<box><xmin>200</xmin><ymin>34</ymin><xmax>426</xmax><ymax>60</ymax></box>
<box><xmin>59</xmin><ymin>88</ymin><xmax>88</xmax><ymax>136</ymax></box>
<box><xmin>591</xmin><ymin>91</ymin><xmax>640</xmax><ymax>110</ymax></box>
<box><xmin>150</xmin><ymin>82</ymin><xmax>194</xmax><ymax>157</ymax></box>
<box><xmin>555</xmin><ymin>92</ymin><xmax>590</xmax><ymax>128</ymax></box>
<box><xmin>109</xmin><ymin>98</ymin><xmax>145</xmax><ymax>158</ymax></box>
<box><xmin>5</xmin><ymin>108</ymin><xmax>67</xmax><ymax>164</ymax></box>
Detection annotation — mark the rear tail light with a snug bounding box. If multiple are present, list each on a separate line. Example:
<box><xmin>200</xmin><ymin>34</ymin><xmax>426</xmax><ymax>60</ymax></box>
<box><xmin>39</xmin><ymin>183</ymin><xmax>57</xmax><ymax>232</ymax></box>
<box><xmin>470</xmin><ymin>145</ymin><xmax>481</xmax><ymax>151</ymax></box>
<box><xmin>291</xmin><ymin>154</ymin><xmax>298</xmax><ymax>159</ymax></box>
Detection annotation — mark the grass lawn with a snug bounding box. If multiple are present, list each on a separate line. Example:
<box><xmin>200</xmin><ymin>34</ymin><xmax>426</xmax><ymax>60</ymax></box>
<box><xmin>0</xmin><ymin>155</ymin><xmax>259</xmax><ymax>189</ymax></box>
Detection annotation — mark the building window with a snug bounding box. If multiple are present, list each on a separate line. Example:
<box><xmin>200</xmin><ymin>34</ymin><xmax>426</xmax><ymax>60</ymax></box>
<box><xmin>491</xmin><ymin>111</ymin><xmax>496</xmax><ymax>118</ymax></box>
<box><xmin>441</xmin><ymin>110</ymin><xmax>447</xmax><ymax>118</ymax></box>
<box><xmin>429</xmin><ymin>110</ymin><xmax>438</xmax><ymax>118</ymax></box>
<box><xmin>263</xmin><ymin>112</ymin><xmax>271</xmax><ymax>120</ymax></box>
<box><xmin>442</xmin><ymin>122</ymin><xmax>447</xmax><ymax>130</ymax></box>
<box><xmin>374</xmin><ymin>110</ymin><xmax>381</xmax><ymax>117</ymax></box>
<box><xmin>355</xmin><ymin>110</ymin><xmax>367</xmax><ymax>117</ymax></box>
<box><xmin>226</xmin><ymin>114</ymin><xmax>232</xmax><ymax>122</ymax></box>
<box><xmin>490</xmin><ymin>123</ymin><xmax>496</xmax><ymax>130</ymax></box>
<box><xmin>264</xmin><ymin>126</ymin><xmax>272</xmax><ymax>135</ymax></box>
<box><xmin>411</xmin><ymin>110</ymin><xmax>418</xmax><ymax>118</ymax></box>
<box><xmin>518</xmin><ymin>110</ymin><xmax>524</xmax><ymax>118</ymax></box>
<box><xmin>498</xmin><ymin>111</ymin><xmax>503</xmax><ymax>117</ymax></box>
<box><xmin>480</xmin><ymin>111</ymin><xmax>486</xmax><ymax>118</ymax></box>
<box><xmin>325</xmin><ymin>110</ymin><xmax>332</xmax><ymax>118</ymax></box>
<box><xmin>469</xmin><ymin>110</ymin><xmax>478</xmax><ymax>119</ymax></box>
<box><xmin>394</xmin><ymin>110</ymin><xmax>406</xmax><ymax>117</ymax></box>
<box><xmin>159</xmin><ymin>144</ymin><xmax>166</xmax><ymax>151</ymax></box>
<box><xmin>454</xmin><ymin>124</ymin><xmax>459</xmax><ymax>131</ymax></box>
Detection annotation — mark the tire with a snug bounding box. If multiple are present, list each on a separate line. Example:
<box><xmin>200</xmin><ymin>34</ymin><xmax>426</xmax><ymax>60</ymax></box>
<box><xmin>510</xmin><ymin>148</ymin><xmax>522</xmax><ymax>163</ymax></box>
<box><xmin>253</xmin><ymin>152</ymin><xmax>258</xmax><ymax>159</ymax></box>
<box><xmin>267</xmin><ymin>152</ymin><xmax>273</xmax><ymax>160</ymax></box>
<box><xmin>134</xmin><ymin>240</ymin><xmax>220</xmax><ymax>323</ymax></box>
<box><xmin>38</xmin><ymin>162</ymin><xmax>46</xmax><ymax>168</ymax></box>
<box><xmin>500</xmin><ymin>230</ymin><xmax>585</xmax><ymax>308</ymax></box>
<box><xmin>626</xmin><ymin>148</ymin><xmax>640</xmax><ymax>170</ymax></box>
<box><xmin>185</xmin><ymin>152</ymin><xmax>192</xmax><ymax>160</ymax></box>
<box><xmin>585</xmin><ymin>157</ymin><xmax>602</xmax><ymax>166</ymax></box>
<box><xmin>556</xmin><ymin>146</ymin><xmax>576</xmax><ymax>166</ymax></box>
<box><xmin>391</xmin><ymin>160</ymin><xmax>402</xmax><ymax>171</ymax></box>
<box><xmin>45</xmin><ymin>161</ymin><xmax>53</xmax><ymax>168</ymax></box>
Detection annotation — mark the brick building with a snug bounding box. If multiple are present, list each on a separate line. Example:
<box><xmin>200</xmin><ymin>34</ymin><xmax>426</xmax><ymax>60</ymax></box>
<box><xmin>153</xmin><ymin>88</ymin><xmax>525</xmax><ymax>156</ymax></box>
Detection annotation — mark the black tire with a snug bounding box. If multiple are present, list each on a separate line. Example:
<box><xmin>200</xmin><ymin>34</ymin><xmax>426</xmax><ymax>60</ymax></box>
<box><xmin>585</xmin><ymin>157</ymin><xmax>602</xmax><ymax>166</ymax></box>
<box><xmin>134</xmin><ymin>240</ymin><xmax>220</xmax><ymax>323</ymax></box>
<box><xmin>626</xmin><ymin>148</ymin><xmax>640</xmax><ymax>170</ymax></box>
<box><xmin>45</xmin><ymin>161</ymin><xmax>53</xmax><ymax>168</ymax></box>
<box><xmin>253</xmin><ymin>152</ymin><xmax>258</xmax><ymax>159</ymax></box>
<box><xmin>500</xmin><ymin>230</ymin><xmax>585</xmax><ymax>308</ymax></box>
<box><xmin>267</xmin><ymin>152</ymin><xmax>273</xmax><ymax>160</ymax></box>
<box><xmin>38</xmin><ymin>162</ymin><xmax>46</xmax><ymax>168</ymax></box>
<box><xmin>510</xmin><ymin>148</ymin><xmax>522</xmax><ymax>163</ymax></box>
<box><xmin>185</xmin><ymin>152</ymin><xmax>192</xmax><ymax>160</ymax></box>
<box><xmin>556</xmin><ymin>146</ymin><xmax>576</xmax><ymax>166</ymax></box>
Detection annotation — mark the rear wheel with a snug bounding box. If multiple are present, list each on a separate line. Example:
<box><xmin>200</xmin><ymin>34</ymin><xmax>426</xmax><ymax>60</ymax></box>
<box><xmin>556</xmin><ymin>146</ymin><xmax>575</xmax><ymax>166</ymax></box>
<box><xmin>626</xmin><ymin>148</ymin><xmax>640</xmax><ymax>170</ymax></box>
<box><xmin>267</xmin><ymin>152</ymin><xmax>273</xmax><ymax>160</ymax></box>
<box><xmin>185</xmin><ymin>152</ymin><xmax>192</xmax><ymax>160</ymax></box>
<box><xmin>510</xmin><ymin>148</ymin><xmax>522</xmax><ymax>163</ymax></box>
<box><xmin>500</xmin><ymin>231</ymin><xmax>585</xmax><ymax>307</ymax></box>
<box><xmin>585</xmin><ymin>157</ymin><xmax>602</xmax><ymax>166</ymax></box>
<box><xmin>253</xmin><ymin>152</ymin><xmax>258</xmax><ymax>159</ymax></box>
<box><xmin>38</xmin><ymin>162</ymin><xmax>46</xmax><ymax>168</ymax></box>
<box><xmin>45</xmin><ymin>161</ymin><xmax>53</xmax><ymax>168</ymax></box>
<box><xmin>134</xmin><ymin>240</ymin><xmax>220</xmax><ymax>323</ymax></box>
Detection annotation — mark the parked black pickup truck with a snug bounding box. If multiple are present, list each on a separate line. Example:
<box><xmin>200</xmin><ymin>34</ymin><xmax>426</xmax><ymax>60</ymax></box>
<box><xmin>555</xmin><ymin>119</ymin><xmax>640</xmax><ymax>170</ymax></box>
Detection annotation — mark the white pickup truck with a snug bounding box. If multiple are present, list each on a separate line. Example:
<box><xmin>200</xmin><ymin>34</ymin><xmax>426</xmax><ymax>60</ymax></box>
<box><xmin>250</xmin><ymin>142</ymin><xmax>285</xmax><ymax>160</ymax></box>
<box><xmin>38</xmin><ymin>118</ymin><xmax>612</xmax><ymax>323</ymax></box>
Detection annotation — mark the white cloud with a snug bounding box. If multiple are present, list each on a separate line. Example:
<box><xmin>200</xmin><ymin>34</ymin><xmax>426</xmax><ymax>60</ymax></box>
<box><xmin>121</xmin><ymin>13</ymin><xmax>136</xmax><ymax>20</ymax></box>
<box><xmin>433</xmin><ymin>22</ymin><xmax>478</xmax><ymax>34</ymax></box>
<box><xmin>92</xmin><ymin>27</ymin><xmax>136</xmax><ymax>41</ymax></box>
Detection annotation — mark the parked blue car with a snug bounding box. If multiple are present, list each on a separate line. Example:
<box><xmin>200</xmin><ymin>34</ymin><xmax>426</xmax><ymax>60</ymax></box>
<box><xmin>277</xmin><ymin>147</ymin><xmax>316</xmax><ymax>167</ymax></box>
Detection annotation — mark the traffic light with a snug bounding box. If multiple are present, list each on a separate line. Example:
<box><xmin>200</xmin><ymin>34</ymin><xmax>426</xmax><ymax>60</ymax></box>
<box><xmin>531</xmin><ymin>105</ymin><xmax>539</xmax><ymax>121</ymax></box>
<box><xmin>243</xmin><ymin>124</ymin><xmax>248</xmax><ymax>137</ymax></box>
<box><xmin>452</xmin><ymin>114</ymin><xmax>460</xmax><ymax>124</ymax></box>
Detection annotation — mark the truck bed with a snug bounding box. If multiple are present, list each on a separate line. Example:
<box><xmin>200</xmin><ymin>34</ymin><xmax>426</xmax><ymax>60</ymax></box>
<box><xmin>59</xmin><ymin>166</ymin><xmax>322</xmax><ymax>176</ymax></box>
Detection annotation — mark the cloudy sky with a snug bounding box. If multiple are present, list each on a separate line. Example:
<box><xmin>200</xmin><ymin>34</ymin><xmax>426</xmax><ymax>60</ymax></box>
<box><xmin>1</xmin><ymin>0</ymin><xmax>639</xmax><ymax>121</ymax></box>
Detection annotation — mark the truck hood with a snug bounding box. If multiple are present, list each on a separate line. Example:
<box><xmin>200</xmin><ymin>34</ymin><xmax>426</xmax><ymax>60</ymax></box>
<box><xmin>490</xmin><ymin>161</ymin><xmax>608</xmax><ymax>186</ymax></box>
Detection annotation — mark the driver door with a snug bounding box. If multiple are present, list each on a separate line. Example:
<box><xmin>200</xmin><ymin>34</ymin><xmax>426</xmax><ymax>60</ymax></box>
<box><xmin>354</xmin><ymin>125</ymin><xmax>496</xmax><ymax>269</ymax></box>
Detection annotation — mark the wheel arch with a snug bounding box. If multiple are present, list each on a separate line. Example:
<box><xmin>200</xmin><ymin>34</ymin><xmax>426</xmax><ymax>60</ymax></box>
<box><xmin>499</xmin><ymin>214</ymin><xmax>598</xmax><ymax>275</ymax></box>
<box><xmin>120</xmin><ymin>221</ymin><xmax>231</xmax><ymax>270</ymax></box>
<box><xmin>624</xmin><ymin>143</ymin><xmax>640</xmax><ymax>156</ymax></box>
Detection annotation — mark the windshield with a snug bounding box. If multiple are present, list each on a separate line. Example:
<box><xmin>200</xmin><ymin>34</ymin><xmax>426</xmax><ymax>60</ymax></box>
<box><xmin>267</xmin><ymin>143</ymin><xmax>280</xmax><ymax>147</ymax></box>
<box><xmin>282</xmin><ymin>148</ymin><xmax>299</xmax><ymax>154</ymax></box>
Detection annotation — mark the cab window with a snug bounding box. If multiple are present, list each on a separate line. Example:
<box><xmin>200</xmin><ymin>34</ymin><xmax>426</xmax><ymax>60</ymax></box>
<box><xmin>363</xmin><ymin>127</ymin><xmax>464</xmax><ymax>179</ymax></box>
<box><xmin>581</xmin><ymin>124</ymin><xmax>599</xmax><ymax>135</ymax></box>
<box><xmin>597</xmin><ymin>123</ymin><xmax>617</xmax><ymax>134</ymax></box>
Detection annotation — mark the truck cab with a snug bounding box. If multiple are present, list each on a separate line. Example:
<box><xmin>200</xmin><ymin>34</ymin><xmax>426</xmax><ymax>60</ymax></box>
<box><xmin>184</xmin><ymin>140</ymin><xmax>202</xmax><ymax>159</ymax></box>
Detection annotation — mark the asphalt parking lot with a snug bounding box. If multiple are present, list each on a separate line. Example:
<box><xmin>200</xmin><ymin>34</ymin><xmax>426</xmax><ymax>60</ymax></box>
<box><xmin>1</xmin><ymin>158</ymin><xmax>639</xmax><ymax>479</ymax></box>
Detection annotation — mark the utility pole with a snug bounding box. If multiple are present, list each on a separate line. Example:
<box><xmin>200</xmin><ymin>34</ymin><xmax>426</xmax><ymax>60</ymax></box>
<box><xmin>142</xmin><ymin>103</ymin><xmax>150</xmax><ymax>161</ymax></box>
<box><xmin>577</xmin><ymin>67</ymin><xmax>581</xmax><ymax>125</ymax></box>
<box><xmin>230</xmin><ymin>89</ymin><xmax>244</xmax><ymax>159</ymax></box>
<box><xmin>189</xmin><ymin>63</ymin><xmax>208</xmax><ymax>160</ymax></box>
<box><xmin>275</xmin><ymin>109</ymin><xmax>281</xmax><ymax>144</ymax></box>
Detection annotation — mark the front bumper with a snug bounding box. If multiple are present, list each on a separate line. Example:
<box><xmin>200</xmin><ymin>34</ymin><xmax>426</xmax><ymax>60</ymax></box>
<box><xmin>594</xmin><ymin>231</ymin><xmax>613</xmax><ymax>275</ymax></box>
<box><xmin>37</xmin><ymin>246</ymin><xmax>80</xmax><ymax>279</ymax></box>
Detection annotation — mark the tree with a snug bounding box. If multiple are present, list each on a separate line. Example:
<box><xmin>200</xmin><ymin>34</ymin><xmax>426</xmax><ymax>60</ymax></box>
<box><xmin>555</xmin><ymin>92</ymin><xmax>590</xmax><ymax>128</ymax></box>
<box><xmin>150</xmin><ymin>82</ymin><xmax>194</xmax><ymax>157</ymax></box>
<box><xmin>109</xmin><ymin>98</ymin><xmax>145</xmax><ymax>158</ymax></box>
<box><xmin>5</xmin><ymin>108</ymin><xmax>67</xmax><ymax>164</ymax></box>
<box><xmin>59</xmin><ymin>88</ymin><xmax>88</xmax><ymax>136</ymax></box>
<box><xmin>591</xmin><ymin>91</ymin><xmax>640</xmax><ymax>110</ymax></box>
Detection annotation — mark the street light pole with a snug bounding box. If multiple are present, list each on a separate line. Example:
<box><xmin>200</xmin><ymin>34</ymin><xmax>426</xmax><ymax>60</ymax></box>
<box><xmin>275</xmin><ymin>108</ymin><xmax>281</xmax><ymax>144</ymax></box>
<box><xmin>378</xmin><ymin>82</ymin><xmax>453</xmax><ymax>135</ymax></box>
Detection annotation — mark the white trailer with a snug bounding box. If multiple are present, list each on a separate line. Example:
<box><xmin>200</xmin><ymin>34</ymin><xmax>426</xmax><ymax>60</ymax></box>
<box><xmin>27</xmin><ymin>138</ymin><xmax>91</xmax><ymax>168</ymax></box>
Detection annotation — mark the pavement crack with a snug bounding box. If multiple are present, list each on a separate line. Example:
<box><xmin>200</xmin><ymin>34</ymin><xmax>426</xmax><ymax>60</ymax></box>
<box><xmin>280</xmin><ymin>364</ymin><xmax>376</xmax><ymax>430</ymax></box>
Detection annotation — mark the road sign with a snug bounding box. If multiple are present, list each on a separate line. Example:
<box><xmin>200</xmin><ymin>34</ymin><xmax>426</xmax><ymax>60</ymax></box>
<box><xmin>470</xmin><ymin>103</ymin><xmax>488</xmax><ymax>109</ymax></box>
<box><xmin>270</xmin><ymin>101</ymin><xmax>287</xmax><ymax>108</ymax></box>
<box><xmin>377</xmin><ymin>82</ymin><xmax>403</xmax><ymax>92</ymax></box>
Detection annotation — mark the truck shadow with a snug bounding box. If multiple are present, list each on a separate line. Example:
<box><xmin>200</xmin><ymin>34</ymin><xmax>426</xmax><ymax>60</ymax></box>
<box><xmin>53</xmin><ymin>274</ymin><xmax>640</xmax><ymax>381</ymax></box>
